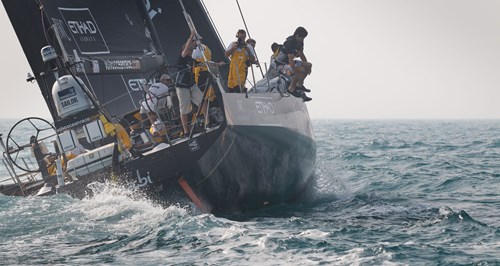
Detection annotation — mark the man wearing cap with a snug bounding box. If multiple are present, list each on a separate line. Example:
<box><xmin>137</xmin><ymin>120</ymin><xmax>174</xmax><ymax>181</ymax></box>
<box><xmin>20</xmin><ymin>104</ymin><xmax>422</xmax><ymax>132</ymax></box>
<box><xmin>140</xmin><ymin>73</ymin><xmax>174</xmax><ymax>128</ymax></box>
<box><xmin>225</xmin><ymin>29</ymin><xmax>257</xmax><ymax>93</ymax></box>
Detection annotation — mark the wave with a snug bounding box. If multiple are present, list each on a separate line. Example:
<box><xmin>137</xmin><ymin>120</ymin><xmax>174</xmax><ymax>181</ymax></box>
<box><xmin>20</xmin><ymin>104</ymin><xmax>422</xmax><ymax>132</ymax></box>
<box><xmin>410</xmin><ymin>207</ymin><xmax>489</xmax><ymax>229</ymax></box>
<box><xmin>487</xmin><ymin>139</ymin><xmax>500</xmax><ymax>148</ymax></box>
<box><xmin>367</xmin><ymin>139</ymin><xmax>427</xmax><ymax>150</ymax></box>
<box><xmin>340</xmin><ymin>151</ymin><xmax>372</xmax><ymax>161</ymax></box>
<box><xmin>2</xmin><ymin>120</ymin><xmax>499</xmax><ymax>265</ymax></box>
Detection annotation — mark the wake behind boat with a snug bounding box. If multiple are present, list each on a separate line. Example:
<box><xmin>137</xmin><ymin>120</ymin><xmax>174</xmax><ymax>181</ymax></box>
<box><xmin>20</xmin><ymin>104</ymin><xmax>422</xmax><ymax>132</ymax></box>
<box><xmin>0</xmin><ymin>0</ymin><xmax>316</xmax><ymax>214</ymax></box>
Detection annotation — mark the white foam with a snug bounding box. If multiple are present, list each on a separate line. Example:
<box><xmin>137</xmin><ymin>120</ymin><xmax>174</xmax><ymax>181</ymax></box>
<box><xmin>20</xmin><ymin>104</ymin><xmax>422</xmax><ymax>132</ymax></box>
<box><xmin>73</xmin><ymin>182</ymin><xmax>188</xmax><ymax>235</ymax></box>
<box><xmin>298</xmin><ymin>229</ymin><xmax>330</xmax><ymax>239</ymax></box>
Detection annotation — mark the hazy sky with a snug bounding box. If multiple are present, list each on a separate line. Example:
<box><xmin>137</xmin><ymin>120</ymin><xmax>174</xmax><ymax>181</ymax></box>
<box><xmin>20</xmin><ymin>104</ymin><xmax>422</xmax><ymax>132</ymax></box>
<box><xmin>0</xmin><ymin>0</ymin><xmax>499</xmax><ymax>119</ymax></box>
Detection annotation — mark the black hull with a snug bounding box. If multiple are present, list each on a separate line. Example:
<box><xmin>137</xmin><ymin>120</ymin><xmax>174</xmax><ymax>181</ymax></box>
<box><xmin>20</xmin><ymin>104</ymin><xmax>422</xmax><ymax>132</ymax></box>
<box><xmin>39</xmin><ymin>93</ymin><xmax>316</xmax><ymax>215</ymax></box>
<box><xmin>189</xmin><ymin>125</ymin><xmax>316</xmax><ymax>214</ymax></box>
<box><xmin>58</xmin><ymin>126</ymin><xmax>225</xmax><ymax>203</ymax></box>
<box><xmin>184</xmin><ymin>93</ymin><xmax>316</xmax><ymax>214</ymax></box>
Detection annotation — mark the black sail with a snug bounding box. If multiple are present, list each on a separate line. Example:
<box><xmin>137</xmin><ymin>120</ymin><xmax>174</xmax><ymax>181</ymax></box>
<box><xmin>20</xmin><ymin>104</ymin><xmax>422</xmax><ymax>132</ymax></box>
<box><xmin>3</xmin><ymin>0</ymin><xmax>229</xmax><ymax>121</ymax></box>
<box><xmin>145</xmin><ymin>0</ymin><xmax>228</xmax><ymax>65</ymax></box>
<box><xmin>2</xmin><ymin>0</ymin><xmax>165</xmax><ymax>120</ymax></box>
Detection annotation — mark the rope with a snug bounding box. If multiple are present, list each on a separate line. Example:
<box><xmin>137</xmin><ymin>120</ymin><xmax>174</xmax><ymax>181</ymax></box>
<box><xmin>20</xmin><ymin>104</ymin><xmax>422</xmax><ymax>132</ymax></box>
<box><xmin>235</xmin><ymin>0</ymin><xmax>265</xmax><ymax>79</ymax></box>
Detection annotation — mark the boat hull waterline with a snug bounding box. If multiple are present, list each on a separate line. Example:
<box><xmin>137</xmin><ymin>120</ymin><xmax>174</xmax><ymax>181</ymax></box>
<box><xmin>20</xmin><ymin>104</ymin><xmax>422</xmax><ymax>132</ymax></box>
<box><xmin>56</xmin><ymin>93</ymin><xmax>316</xmax><ymax>214</ymax></box>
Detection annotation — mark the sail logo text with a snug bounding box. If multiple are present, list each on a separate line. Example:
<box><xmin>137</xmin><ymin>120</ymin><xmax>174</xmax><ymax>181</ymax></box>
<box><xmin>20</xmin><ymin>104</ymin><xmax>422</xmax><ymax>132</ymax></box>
<box><xmin>67</xmin><ymin>21</ymin><xmax>97</xmax><ymax>35</ymax></box>
<box><xmin>105</xmin><ymin>60</ymin><xmax>141</xmax><ymax>71</ymax></box>
<box><xmin>58</xmin><ymin>7</ymin><xmax>110</xmax><ymax>55</ymax></box>
<box><xmin>128</xmin><ymin>79</ymin><xmax>146</xmax><ymax>91</ymax></box>
<box><xmin>61</xmin><ymin>98</ymin><xmax>79</xmax><ymax>108</ymax></box>
<box><xmin>255</xmin><ymin>101</ymin><xmax>275</xmax><ymax>114</ymax></box>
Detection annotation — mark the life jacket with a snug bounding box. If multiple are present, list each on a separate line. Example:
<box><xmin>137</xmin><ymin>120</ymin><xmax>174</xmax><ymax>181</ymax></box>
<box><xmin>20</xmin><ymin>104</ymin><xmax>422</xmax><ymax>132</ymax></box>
<box><xmin>193</xmin><ymin>45</ymin><xmax>215</xmax><ymax>99</ymax></box>
<box><xmin>193</xmin><ymin>44</ymin><xmax>212</xmax><ymax>82</ymax></box>
<box><xmin>176</xmin><ymin>55</ymin><xmax>196</xmax><ymax>88</ymax></box>
<box><xmin>228</xmin><ymin>46</ymin><xmax>250</xmax><ymax>89</ymax></box>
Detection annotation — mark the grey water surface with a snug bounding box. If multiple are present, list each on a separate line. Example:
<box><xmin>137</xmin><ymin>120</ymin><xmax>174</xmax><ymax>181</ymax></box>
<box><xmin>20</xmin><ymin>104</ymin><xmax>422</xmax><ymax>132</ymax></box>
<box><xmin>1</xmin><ymin>120</ymin><xmax>499</xmax><ymax>265</ymax></box>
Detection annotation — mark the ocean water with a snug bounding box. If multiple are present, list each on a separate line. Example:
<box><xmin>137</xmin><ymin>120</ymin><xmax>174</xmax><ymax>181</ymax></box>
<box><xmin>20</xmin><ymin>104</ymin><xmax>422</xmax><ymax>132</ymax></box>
<box><xmin>1</xmin><ymin>119</ymin><xmax>499</xmax><ymax>265</ymax></box>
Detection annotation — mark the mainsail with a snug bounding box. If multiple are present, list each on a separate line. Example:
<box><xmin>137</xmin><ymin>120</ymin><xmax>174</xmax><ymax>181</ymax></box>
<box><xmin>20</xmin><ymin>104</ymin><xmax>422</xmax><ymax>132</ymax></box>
<box><xmin>144</xmin><ymin>0</ymin><xmax>227</xmax><ymax>66</ymax></box>
<box><xmin>3</xmin><ymin>0</ymin><xmax>229</xmax><ymax>123</ymax></box>
<box><xmin>3</xmin><ymin>0</ymin><xmax>165</xmax><ymax>120</ymax></box>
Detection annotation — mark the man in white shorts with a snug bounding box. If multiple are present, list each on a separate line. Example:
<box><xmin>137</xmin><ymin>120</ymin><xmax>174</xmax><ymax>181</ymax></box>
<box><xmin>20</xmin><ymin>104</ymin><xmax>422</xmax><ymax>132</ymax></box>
<box><xmin>176</xmin><ymin>31</ymin><xmax>204</xmax><ymax>136</ymax></box>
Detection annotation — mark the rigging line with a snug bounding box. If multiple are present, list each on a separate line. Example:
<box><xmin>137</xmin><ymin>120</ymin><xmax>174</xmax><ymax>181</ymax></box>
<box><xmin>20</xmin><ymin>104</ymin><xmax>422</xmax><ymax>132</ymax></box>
<box><xmin>188</xmin><ymin>75</ymin><xmax>212</xmax><ymax>139</ymax></box>
<box><xmin>235</xmin><ymin>0</ymin><xmax>265</xmax><ymax>79</ymax></box>
<box><xmin>100</xmin><ymin>91</ymin><xmax>137</xmax><ymax>107</ymax></box>
<box><xmin>63</xmin><ymin>58</ymin><xmax>98</xmax><ymax>99</ymax></box>
<box><xmin>249</xmin><ymin>63</ymin><xmax>257</xmax><ymax>93</ymax></box>
<box><xmin>200</xmin><ymin>0</ymin><xmax>226</xmax><ymax>53</ymax></box>
<box><xmin>180</xmin><ymin>0</ymin><xmax>225</xmax><ymax>94</ymax></box>
<box><xmin>179</xmin><ymin>1</ymin><xmax>211</xmax><ymax>71</ymax></box>
<box><xmin>37</xmin><ymin>0</ymin><xmax>51</xmax><ymax>46</ymax></box>
<box><xmin>66</xmin><ymin>70</ymin><xmax>109</xmax><ymax>123</ymax></box>
<box><xmin>196</xmin><ymin>132</ymin><xmax>236</xmax><ymax>185</ymax></box>
<box><xmin>120</xmin><ymin>75</ymin><xmax>138</xmax><ymax>109</ymax></box>
<box><xmin>39</xmin><ymin>5</ymin><xmax>64</xmax><ymax>70</ymax></box>
<box><xmin>71</xmin><ymin>53</ymin><xmax>99</xmax><ymax>102</ymax></box>
<box><xmin>246</xmin><ymin>77</ymin><xmax>254</xmax><ymax>88</ymax></box>
<box><xmin>180</xmin><ymin>0</ymin><xmax>225</xmax><ymax>129</ymax></box>
<box><xmin>142</xmin><ymin>65</ymin><xmax>191</xmax><ymax>114</ymax></box>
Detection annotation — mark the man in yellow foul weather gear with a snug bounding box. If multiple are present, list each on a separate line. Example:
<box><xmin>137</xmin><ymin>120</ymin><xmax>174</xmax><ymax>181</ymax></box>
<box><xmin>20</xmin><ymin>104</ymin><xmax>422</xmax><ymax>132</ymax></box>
<box><xmin>225</xmin><ymin>29</ymin><xmax>257</xmax><ymax>93</ymax></box>
<box><xmin>99</xmin><ymin>115</ymin><xmax>132</xmax><ymax>152</ymax></box>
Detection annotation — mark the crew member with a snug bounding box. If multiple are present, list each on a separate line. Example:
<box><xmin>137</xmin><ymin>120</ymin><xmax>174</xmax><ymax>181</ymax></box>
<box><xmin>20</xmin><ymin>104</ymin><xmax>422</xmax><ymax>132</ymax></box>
<box><xmin>192</xmin><ymin>38</ymin><xmax>213</xmax><ymax>94</ymax></box>
<box><xmin>225</xmin><ymin>29</ymin><xmax>257</xmax><ymax>93</ymax></box>
<box><xmin>140</xmin><ymin>74</ymin><xmax>174</xmax><ymax>128</ymax></box>
<box><xmin>176</xmin><ymin>31</ymin><xmax>204</xmax><ymax>136</ymax></box>
<box><xmin>29</xmin><ymin>136</ymin><xmax>51</xmax><ymax>177</ymax></box>
<box><xmin>265</xmin><ymin>42</ymin><xmax>281</xmax><ymax>79</ymax></box>
<box><xmin>275</xmin><ymin>26</ymin><xmax>312</xmax><ymax>102</ymax></box>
